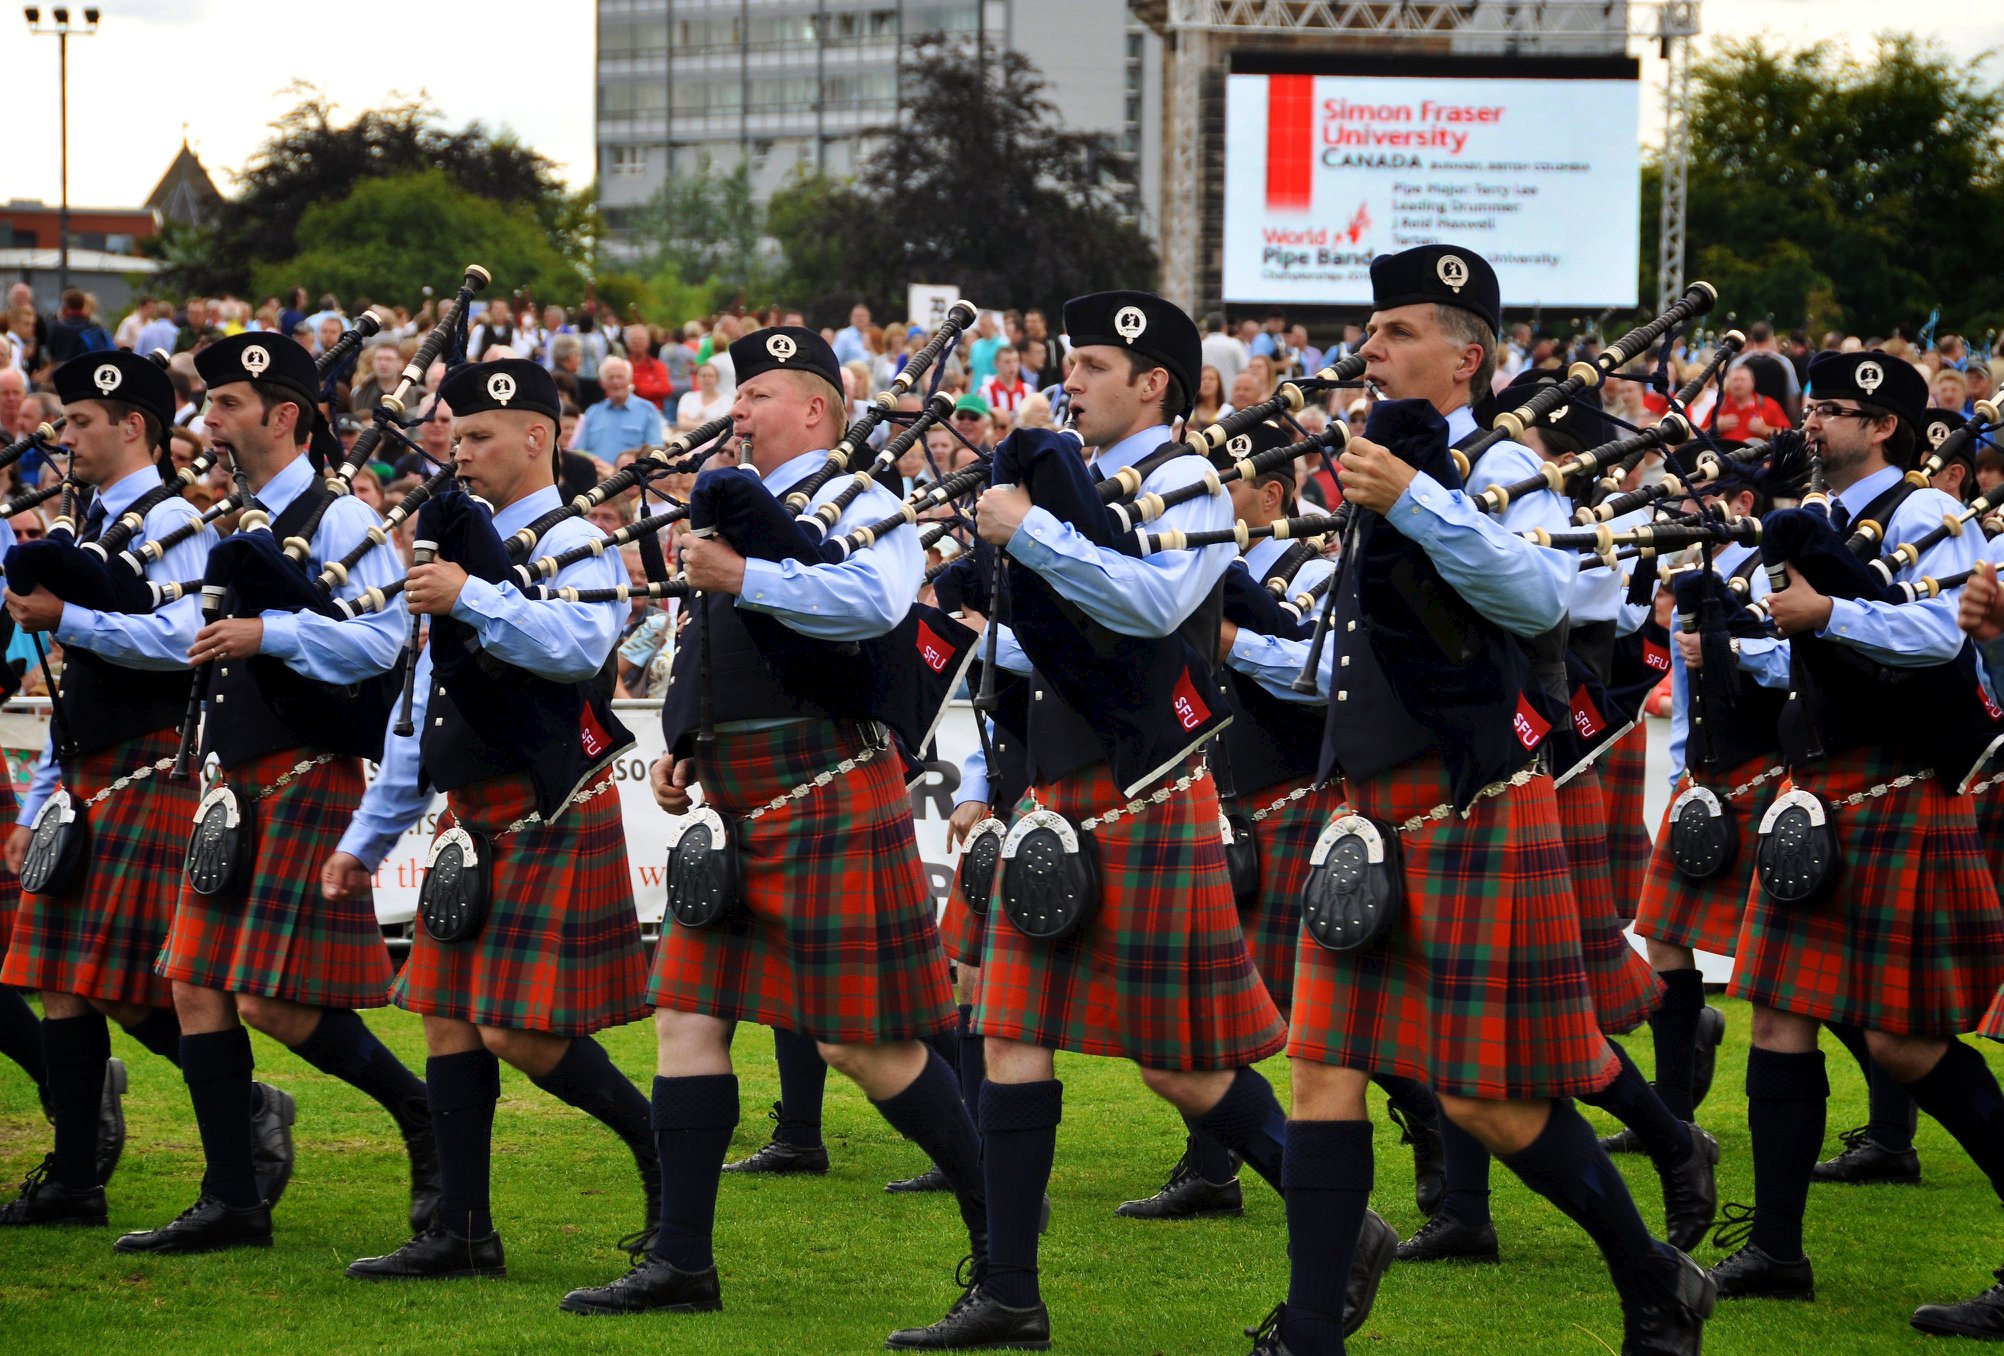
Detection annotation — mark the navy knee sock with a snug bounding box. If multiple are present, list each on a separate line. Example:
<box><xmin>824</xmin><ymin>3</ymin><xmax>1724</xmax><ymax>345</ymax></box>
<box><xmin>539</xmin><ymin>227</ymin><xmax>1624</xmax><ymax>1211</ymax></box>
<box><xmin>42</xmin><ymin>1012</ymin><xmax>110</xmax><ymax>1189</ymax></box>
<box><xmin>427</xmin><ymin>1049</ymin><xmax>501</xmax><ymax>1238</ymax></box>
<box><xmin>289</xmin><ymin>1009</ymin><xmax>427</xmax><ymax>1132</ymax></box>
<box><xmin>1580</xmin><ymin>1041</ymin><xmax>1693</xmax><ymax>1162</ymax></box>
<box><xmin>529</xmin><ymin>1036</ymin><xmax>652</xmax><ymax>1159</ymax></box>
<box><xmin>1187</xmin><ymin>1066</ymin><xmax>1286</xmax><ymax>1194</ymax></box>
<box><xmin>182</xmin><ymin>1027</ymin><xmax>260</xmax><ymax>1210</ymax></box>
<box><xmin>648</xmin><ymin>1073</ymin><xmax>740</xmax><ymax>1271</ymax></box>
<box><xmin>1826</xmin><ymin>1020</ymin><xmax>1916</xmax><ymax>1152</ymax></box>
<box><xmin>1281</xmin><ymin>1120</ymin><xmax>1371</xmax><ymax>1356</ymax></box>
<box><xmin>0</xmin><ymin>988</ymin><xmax>45</xmax><ymax>1090</ymax></box>
<box><xmin>1372</xmin><ymin>1072</ymin><xmax>1440</xmax><ymax>1129</ymax></box>
<box><xmin>121</xmin><ymin>1008</ymin><xmax>183</xmax><ymax>1068</ymax></box>
<box><xmin>956</xmin><ymin>1005</ymin><xmax>985</xmax><ymax>1122</ymax></box>
<box><xmin>1438</xmin><ymin>1115</ymin><xmax>1493</xmax><ymax>1228</ymax></box>
<box><xmin>1647</xmin><ymin>968</ymin><xmax>1704</xmax><ymax>1122</ymax></box>
<box><xmin>873</xmin><ymin>1050</ymin><xmax>988</xmax><ymax>1249</ymax></box>
<box><xmin>980</xmin><ymin>1079</ymin><xmax>1062</xmax><ymax>1308</ymax></box>
<box><xmin>1745</xmin><ymin>1046</ymin><xmax>1827</xmax><ymax>1262</ymax></box>
<box><xmin>770</xmin><ymin>1028</ymin><xmax>827</xmax><ymax>1148</ymax></box>
<box><xmin>1903</xmin><ymin>1040</ymin><xmax>2004</xmax><ymax>1200</ymax></box>
<box><xmin>1184</xmin><ymin>1127</ymin><xmax>1238</xmax><ymax>1184</ymax></box>
<box><xmin>1498</xmin><ymin>1099</ymin><xmax>1662</xmax><ymax>1291</ymax></box>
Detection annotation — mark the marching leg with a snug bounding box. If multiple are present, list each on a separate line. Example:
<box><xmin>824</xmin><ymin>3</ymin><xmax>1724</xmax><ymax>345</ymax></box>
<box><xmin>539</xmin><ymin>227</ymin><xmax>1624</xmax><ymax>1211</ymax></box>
<box><xmin>0</xmin><ymin>988</ymin><xmax>47</xmax><ymax>1102</ymax></box>
<box><xmin>1814</xmin><ymin>1020</ymin><xmax>1921</xmax><ymax>1185</ymax></box>
<box><xmin>1711</xmin><ymin>1041</ymin><xmax>1824</xmax><ymax>1301</ymax></box>
<box><xmin>1579</xmin><ymin>1042</ymin><xmax>1717</xmax><ymax>1250</ymax></box>
<box><xmin>1399</xmin><ymin>1117</ymin><xmax>1499</xmax><ymax>1263</ymax></box>
<box><xmin>1372</xmin><ymin>1073</ymin><xmax>1444</xmax><ymax>1218</ymax></box>
<box><xmin>527</xmin><ymin>1034</ymin><xmax>659</xmax><ymax>1247</ymax></box>
<box><xmin>0</xmin><ymin>1003</ymin><xmax>109</xmax><ymax>1227</ymax></box>
<box><xmin>726</xmin><ymin>1027</ymin><xmax>830</xmax><ymax>1175</ymax></box>
<box><xmin>285</xmin><ymin>1007</ymin><xmax>438</xmax><ymax>1232</ymax></box>
<box><xmin>116</xmin><ymin>1023</ymin><xmax>272</xmax><ymax>1255</ymax></box>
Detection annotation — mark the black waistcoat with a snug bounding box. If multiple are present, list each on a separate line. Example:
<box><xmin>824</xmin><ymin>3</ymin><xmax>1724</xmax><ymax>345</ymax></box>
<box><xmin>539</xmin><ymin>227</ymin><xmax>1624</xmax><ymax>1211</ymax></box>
<box><xmin>657</xmin><ymin>590</ymin><xmax>854</xmax><ymax>757</ymax></box>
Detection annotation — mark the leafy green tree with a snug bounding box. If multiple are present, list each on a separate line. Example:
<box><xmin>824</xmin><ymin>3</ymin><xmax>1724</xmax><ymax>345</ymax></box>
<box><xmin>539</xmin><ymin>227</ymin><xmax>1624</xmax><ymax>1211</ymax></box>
<box><xmin>767</xmin><ymin>37</ymin><xmax>1156</xmax><ymax>324</ymax></box>
<box><xmin>251</xmin><ymin>171</ymin><xmax>585</xmax><ymax>308</ymax></box>
<box><xmin>1643</xmin><ymin>35</ymin><xmax>2004</xmax><ymax>336</ymax></box>
<box><xmin>628</xmin><ymin>158</ymin><xmax>773</xmax><ymax>314</ymax></box>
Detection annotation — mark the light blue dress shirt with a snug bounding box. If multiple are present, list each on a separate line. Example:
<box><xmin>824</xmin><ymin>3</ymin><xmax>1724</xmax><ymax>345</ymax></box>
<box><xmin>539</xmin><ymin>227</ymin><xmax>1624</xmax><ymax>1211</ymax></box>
<box><xmin>573</xmin><ymin>396</ymin><xmax>665</xmax><ymax>461</ymax></box>
<box><xmin>1813</xmin><ymin>464</ymin><xmax>1974</xmax><ymax>666</ymax></box>
<box><xmin>734</xmin><ymin>452</ymin><xmax>922</xmax><ymax>640</ymax></box>
<box><xmin>1664</xmin><ymin>540</ymin><xmax>1791</xmax><ymax>788</ymax></box>
<box><xmin>336</xmin><ymin>484</ymin><xmax>625</xmax><ymax>871</ymax></box>
<box><xmin>22</xmin><ymin>465</ymin><xmax>211</xmax><ymax>824</ymax></box>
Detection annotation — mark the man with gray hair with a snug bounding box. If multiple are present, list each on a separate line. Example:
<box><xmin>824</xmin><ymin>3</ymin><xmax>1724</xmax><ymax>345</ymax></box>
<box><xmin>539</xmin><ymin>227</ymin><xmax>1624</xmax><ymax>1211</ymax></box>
<box><xmin>573</xmin><ymin>356</ymin><xmax>663</xmax><ymax>461</ymax></box>
<box><xmin>549</xmin><ymin>334</ymin><xmax>603</xmax><ymax>409</ymax></box>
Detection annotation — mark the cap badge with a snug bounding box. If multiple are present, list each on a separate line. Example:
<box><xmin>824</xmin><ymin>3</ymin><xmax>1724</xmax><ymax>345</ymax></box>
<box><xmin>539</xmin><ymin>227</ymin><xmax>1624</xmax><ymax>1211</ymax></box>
<box><xmin>1227</xmin><ymin>433</ymin><xmax>1252</xmax><ymax>457</ymax></box>
<box><xmin>1929</xmin><ymin>420</ymin><xmax>1950</xmax><ymax>449</ymax></box>
<box><xmin>1436</xmin><ymin>254</ymin><xmax>1469</xmax><ymax>293</ymax></box>
<box><xmin>241</xmin><ymin>344</ymin><xmax>270</xmax><ymax>378</ymax></box>
<box><xmin>486</xmin><ymin>372</ymin><xmax>517</xmax><ymax>406</ymax></box>
<box><xmin>1855</xmin><ymin>360</ymin><xmax>1885</xmax><ymax>395</ymax></box>
<box><xmin>1550</xmin><ymin>404</ymin><xmax>1568</xmax><ymax>422</ymax></box>
<box><xmin>92</xmin><ymin>364</ymin><xmax>122</xmax><ymax>394</ymax></box>
<box><xmin>1114</xmin><ymin>306</ymin><xmax>1147</xmax><ymax>342</ymax></box>
<box><xmin>766</xmin><ymin>333</ymin><xmax>798</xmax><ymax>362</ymax></box>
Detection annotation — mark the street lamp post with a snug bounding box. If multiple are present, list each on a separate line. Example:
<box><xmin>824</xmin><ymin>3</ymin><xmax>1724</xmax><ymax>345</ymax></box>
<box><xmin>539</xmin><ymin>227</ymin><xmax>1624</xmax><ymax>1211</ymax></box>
<box><xmin>23</xmin><ymin>7</ymin><xmax>101</xmax><ymax>297</ymax></box>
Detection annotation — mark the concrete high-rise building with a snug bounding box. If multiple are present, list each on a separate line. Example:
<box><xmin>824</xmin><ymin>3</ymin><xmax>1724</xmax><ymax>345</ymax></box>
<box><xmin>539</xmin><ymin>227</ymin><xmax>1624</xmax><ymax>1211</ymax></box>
<box><xmin>594</xmin><ymin>0</ymin><xmax>1162</xmax><ymax>265</ymax></box>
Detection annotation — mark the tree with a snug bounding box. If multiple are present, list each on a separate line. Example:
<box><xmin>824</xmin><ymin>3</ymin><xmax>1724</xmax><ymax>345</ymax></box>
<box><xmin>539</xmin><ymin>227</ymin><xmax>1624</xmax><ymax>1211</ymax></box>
<box><xmin>161</xmin><ymin>89</ymin><xmax>571</xmax><ymax>297</ymax></box>
<box><xmin>250</xmin><ymin>171</ymin><xmax>585</xmax><ymax>309</ymax></box>
<box><xmin>630</xmin><ymin>159</ymin><xmax>774</xmax><ymax>315</ymax></box>
<box><xmin>1642</xmin><ymin>36</ymin><xmax>2004</xmax><ymax>337</ymax></box>
<box><xmin>767</xmin><ymin>37</ymin><xmax>1157</xmax><ymax>324</ymax></box>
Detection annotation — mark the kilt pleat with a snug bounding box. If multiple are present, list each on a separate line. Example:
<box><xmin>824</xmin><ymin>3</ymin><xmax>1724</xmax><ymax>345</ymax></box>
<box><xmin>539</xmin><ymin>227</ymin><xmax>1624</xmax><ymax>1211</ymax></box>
<box><xmin>1557</xmin><ymin>768</ymin><xmax>1662</xmax><ymax>1034</ymax></box>
<box><xmin>939</xmin><ymin>878</ymin><xmax>986</xmax><ymax>969</ymax></box>
<box><xmin>157</xmin><ymin>748</ymin><xmax>394</xmax><ymax>1009</ymax></box>
<box><xmin>973</xmin><ymin>758</ymin><xmax>1286</xmax><ymax>1072</ymax></box>
<box><xmin>1730</xmin><ymin>747</ymin><xmax>2004</xmax><ymax>1035</ymax></box>
<box><xmin>1288</xmin><ymin>754</ymin><xmax>1616</xmax><ymax>1100</ymax></box>
<box><xmin>649</xmin><ymin>721</ymin><xmax>953</xmax><ymax>1043</ymax></box>
<box><xmin>1631</xmin><ymin>754</ymin><xmax>1778</xmax><ymax>957</ymax></box>
<box><xmin>1972</xmin><ymin>773</ymin><xmax>2004</xmax><ymax>882</ymax></box>
<box><xmin>396</xmin><ymin>768</ymin><xmax>647</xmax><ymax>1036</ymax></box>
<box><xmin>1600</xmin><ymin>724</ymin><xmax>1653</xmax><ymax>917</ymax></box>
<box><xmin>2</xmin><ymin>730</ymin><xmax>190</xmax><ymax>1007</ymax></box>
<box><xmin>1232</xmin><ymin>778</ymin><xmax>1344</xmax><ymax>1016</ymax></box>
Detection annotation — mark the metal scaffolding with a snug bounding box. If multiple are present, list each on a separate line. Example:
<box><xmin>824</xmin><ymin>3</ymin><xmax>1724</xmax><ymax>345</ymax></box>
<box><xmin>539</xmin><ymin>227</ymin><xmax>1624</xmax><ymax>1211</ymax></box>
<box><xmin>1132</xmin><ymin>0</ymin><xmax>1701</xmax><ymax>315</ymax></box>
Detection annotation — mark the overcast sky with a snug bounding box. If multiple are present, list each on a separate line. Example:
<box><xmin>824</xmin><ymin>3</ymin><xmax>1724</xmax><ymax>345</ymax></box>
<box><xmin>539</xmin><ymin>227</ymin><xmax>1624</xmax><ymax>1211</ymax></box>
<box><xmin>6</xmin><ymin>1</ymin><xmax>2001</xmax><ymax>207</ymax></box>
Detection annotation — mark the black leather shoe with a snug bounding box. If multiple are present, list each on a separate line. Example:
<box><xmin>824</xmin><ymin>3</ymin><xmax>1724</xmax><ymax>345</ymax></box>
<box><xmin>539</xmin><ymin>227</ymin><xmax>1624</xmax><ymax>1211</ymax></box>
<box><xmin>0</xmin><ymin>1156</ymin><xmax>108</xmax><ymax>1226</ymax></box>
<box><xmin>1811</xmin><ymin>1126</ymin><xmax>1921</xmax><ymax>1185</ymax></box>
<box><xmin>1243</xmin><ymin>1303</ymin><xmax>1295</xmax><ymax>1355</ymax></box>
<box><xmin>1601</xmin><ymin>1126</ymin><xmax>1647</xmax><ymax>1155</ymax></box>
<box><xmin>1115</xmin><ymin>1152</ymin><xmax>1243</xmax><ymax>1219</ymax></box>
<box><xmin>1621</xmin><ymin>1247</ymin><xmax>1716</xmax><ymax>1356</ymax></box>
<box><xmin>1345</xmin><ymin>1209</ymin><xmax>1398</xmax><ymax>1335</ymax></box>
<box><xmin>250</xmin><ymin>1083</ymin><xmax>297</xmax><ymax>1208</ymax></box>
<box><xmin>1690</xmin><ymin>1007</ymin><xmax>1726</xmax><ymax>1110</ymax></box>
<box><xmin>561</xmin><ymin>1255</ymin><xmax>722</xmax><ymax>1314</ymax></box>
<box><xmin>1389</xmin><ymin>1104</ymin><xmax>1445</xmax><ymax>1218</ymax></box>
<box><xmin>885</xmin><ymin>1287</ymin><xmax>1051</xmax><ymax>1350</ymax></box>
<box><xmin>888</xmin><ymin>1165</ymin><xmax>953</xmax><ymax>1194</ymax></box>
<box><xmin>1913</xmin><ymin>1269</ymin><xmax>2004</xmax><ymax>1340</ymax></box>
<box><xmin>346</xmin><ymin>1221</ymin><xmax>506</xmax><ymax>1279</ymax></box>
<box><xmin>1657</xmin><ymin>1125</ymin><xmax>1719</xmax><ymax>1252</ymax></box>
<box><xmin>1396</xmin><ymin>1209</ymin><xmax>1500</xmax><ymax>1263</ymax></box>
<box><xmin>96</xmin><ymin>1057</ymin><xmax>127</xmax><ymax>1188</ymax></box>
<box><xmin>722</xmin><ymin>1106</ymin><xmax>829</xmax><ymax>1174</ymax></box>
<box><xmin>1709</xmin><ymin>1242</ymin><xmax>1814</xmax><ymax>1300</ymax></box>
<box><xmin>115</xmin><ymin>1194</ymin><xmax>273</xmax><ymax>1254</ymax></box>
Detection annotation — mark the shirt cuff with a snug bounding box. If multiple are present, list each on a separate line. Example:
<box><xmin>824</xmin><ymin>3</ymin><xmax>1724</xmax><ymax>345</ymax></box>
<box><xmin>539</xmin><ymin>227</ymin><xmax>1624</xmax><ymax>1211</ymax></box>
<box><xmin>335</xmin><ymin>820</ymin><xmax>400</xmax><ymax>875</ymax></box>
<box><xmin>450</xmin><ymin>574</ymin><xmax>505</xmax><ymax>629</ymax></box>
<box><xmin>1388</xmin><ymin>470</ymin><xmax>1456</xmax><ymax>539</ymax></box>
<box><xmin>1818</xmin><ymin>597</ymin><xmax>1866</xmax><ymax>642</ymax></box>
<box><xmin>1004</xmin><ymin>507</ymin><xmax>1065</xmax><ymax>571</ymax></box>
<box><xmin>258</xmin><ymin>611</ymin><xmax>301</xmax><ymax>661</ymax></box>
<box><xmin>50</xmin><ymin>604</ymin><xmax>95</xmax><ymax>650</ymax></box>
<box><xmin>1227</xmin><ymin>627</ymin><xmax>1278</xmax><ymax>672</ymax></box>
<box><xmin>735</xmin><ymin>557</ymin><xmax>789</xmax><ymax>613</ymax></box>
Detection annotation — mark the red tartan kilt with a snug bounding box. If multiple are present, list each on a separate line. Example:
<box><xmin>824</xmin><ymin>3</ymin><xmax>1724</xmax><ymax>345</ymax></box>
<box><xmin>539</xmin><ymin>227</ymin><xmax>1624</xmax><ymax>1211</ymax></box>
<box><xmin>1632</xmin><ymin>754</ymin><xmax>1777</xmax><ymax>957</ymax></box>
<box><xmin>158</xmin><ymin>749</ymin><xmax>393</xmax><ymax>1009</ymax></box>
<box><xmin>1233</xmin><ymin>778</ymin><xmax>1344</xmax><ymax>1016</ymax></box>
<box><xmin>1730</xmin><ymin>748</ymin><xmax>2004</xmax><ymax>1035</ymax></box>
<box><xmin>396</xmin><ymin>768</ymin><xmax>648</xmax><ymax>1037</ymax></box>
<box><xmin>973</xmin><ymin>758</ymin><xmax>1286</xmax><ymax>1072</ymax></box>
<box><xmin>939</xmin><ymin>876</ymin><xmax>986</xmax><ymax>968</ymax></box>
<box><xmin>649</xmin><ymin>721</ymin><xmax>953</xmax><ymax>1043</ymax></box>
<box><xmin>1600</xmin><ymin>724</ymin><xmax>1652</xmax><ymax>917</ymax></box>
<box><xmin>0</xmin><ymin>776</ymin><xmax>17</xmax><ymax>955</ymax></box>
<box><xmin>2</xmin><ymin>730</ymin><xmax>191</xmax><ymax>1007</ymax></box>
<box><xmin>1972</xmin><ymin>777</ymin><xmax>2004</xmax><ymax>882</ymax></box>
<box><xmin>1289</xmin><ymin>755</ymin><xmax>1616</xmax><ymax>1100</ymax></box>
<box><xmin>1557</xmin><ymin>769</ymin><xmax>1662</xmax><ymax>1034</ymax></box>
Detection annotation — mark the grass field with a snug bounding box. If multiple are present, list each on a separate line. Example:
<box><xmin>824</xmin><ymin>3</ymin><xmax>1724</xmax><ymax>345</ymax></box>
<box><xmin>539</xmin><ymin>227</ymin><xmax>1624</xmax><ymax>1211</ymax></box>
<box><xmin>1</xmin><ymin>996</ymin><xmax>2000</xmax><ymax>1355</ymax></box>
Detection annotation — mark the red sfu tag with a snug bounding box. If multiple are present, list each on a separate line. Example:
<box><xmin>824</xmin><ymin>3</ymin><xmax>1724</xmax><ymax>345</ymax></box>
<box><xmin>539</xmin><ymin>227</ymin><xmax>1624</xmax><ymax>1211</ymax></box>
<box><xmin>1983</xmin><ymin>681</ymin><xmax>2003</xmax><ymax>724</ymax></box>
<box><xmin>1642</xmin><ymin>639</ymin><xmax>1672</xmax><ymax>673</ymax></box>
<box><xmin>1570</xmin><ymin>684</ymin><xmax>1606</xmax><ymax>740</ymax></box>
<box><xmin>580</xmin><ymin>703</ymin><xmax>612</xmax><ymax>760</ymax></box>
<box><xmin>915</xmin><ymin>619</ymin><xmax>950</xmax><ymax>674</ymax></box>
<box><xmin>1513</xmin><ymin>693</ymin><xmax>1552</xmax><ymax>751</ymax></box>
<box><xmin>1171</xmin><ymin>668</ymin><xmax>1212</xmax><ymax>733</ymax></box>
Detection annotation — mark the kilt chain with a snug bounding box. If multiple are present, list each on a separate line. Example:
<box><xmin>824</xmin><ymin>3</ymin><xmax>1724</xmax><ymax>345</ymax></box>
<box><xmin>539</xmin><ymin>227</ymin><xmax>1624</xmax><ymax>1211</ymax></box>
<box><xmin>1033</xmin><ymin>764</ymin><xmax>1209</xmax><ymax>834</ymax></box>
<box><xmin>1246</xmin><ymin>783</ymin><xmax>1315</xmax><ymax>824</ymax></box>
<box><xmin>250</xmin><ymin>753</ymin><xmax>338</xmax><ymax>803</ymax></box>
<box><xmin>1385</xmin><ymin>767</ymin><xmax>1540</xmax><ymax>836</ymax></box>
<box><xmin>1694</xmin><ymin>763</ymin><xmax>1785</xmax><ymax>804</ymax></box>
<box><xmin>740</xmin><ymin>726</ymin><xmax>889</xmax><ymax>825</ymax></box>
<box><xmin>81</xmin><ymin>758</ymin><xmax>176</xmax><ymax>809</ymax></box>
<box><xmin>1821</xmin><ymin>768</ymin><xmax>1933</xmax><ymax>813</ymax></box>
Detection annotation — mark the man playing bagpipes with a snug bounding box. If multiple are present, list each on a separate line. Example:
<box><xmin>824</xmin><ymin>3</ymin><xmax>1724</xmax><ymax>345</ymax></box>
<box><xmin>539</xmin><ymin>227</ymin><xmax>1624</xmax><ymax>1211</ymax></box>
<box><xmin>0</xmin><ymin>351</ymin><xmax>213</xmax><ymax>1227</ymax></box>
<box><xmin>120</xmin><ymin>333</ymin><xmax>427</xmax><ymax>1256</ymax></box>
<box><xmin>561</xmin><ymin>327</ymin><xmax>984</xmax><ymax>1323</ymax></box>
<box><xmin>325</xmin><ymin>358</ymin><xmax>657</xmax><ymax>1285</ymax></box>
<box><xmin>890</xmin><ymin>292</ymin><xmax>1386</xmax><ymax>1352</ymax></box>
<box><xmin>1243</xmin><ymin>247</ymin><xmax>1715</xmax><ymax>1356</ymax></box>
<box><xmin>1713</xmin><ymin>351</ymin><xmax>2004</xmax><ymax>1338</ymax></box>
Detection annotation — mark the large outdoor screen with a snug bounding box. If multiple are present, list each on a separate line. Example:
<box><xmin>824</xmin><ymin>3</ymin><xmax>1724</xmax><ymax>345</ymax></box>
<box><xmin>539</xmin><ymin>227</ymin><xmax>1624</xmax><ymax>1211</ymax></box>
<box><xmin>1221</xmin><ymin>63</ymin><xmax>1641</xmax><ymax>310</ymax></box>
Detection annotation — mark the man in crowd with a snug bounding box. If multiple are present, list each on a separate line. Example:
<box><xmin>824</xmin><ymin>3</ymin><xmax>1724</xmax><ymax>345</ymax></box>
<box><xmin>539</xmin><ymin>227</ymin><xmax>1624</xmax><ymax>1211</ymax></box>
<box><xmin>833</xmin><ymin>304</ymin><xmax>872</xmax><ymax>367</ymax></box>
<box><xmin>574</xmin><ymin>358</ymin><xmax>664</xmax><ymax>461</ymax></box>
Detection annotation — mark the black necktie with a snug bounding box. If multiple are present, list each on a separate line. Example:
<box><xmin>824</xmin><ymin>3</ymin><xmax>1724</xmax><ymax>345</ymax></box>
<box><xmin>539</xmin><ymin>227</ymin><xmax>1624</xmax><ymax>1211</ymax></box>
<box><xmin>1830</xmin><ymin>501</ymin><xmax>1851</xmax><ymax>535</ymax></box>
<box><xmin>81</xmin><ymin>500</ymin><xmax>108</xmax><ymax>544</ymax></box>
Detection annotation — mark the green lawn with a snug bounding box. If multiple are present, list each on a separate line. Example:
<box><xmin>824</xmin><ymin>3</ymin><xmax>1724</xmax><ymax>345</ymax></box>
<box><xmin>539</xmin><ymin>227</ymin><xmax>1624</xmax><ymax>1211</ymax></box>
<box><xmin>0</xmin><ymin>996</ymin><xmax>1998</xmax><ymax>1354</ymax></box>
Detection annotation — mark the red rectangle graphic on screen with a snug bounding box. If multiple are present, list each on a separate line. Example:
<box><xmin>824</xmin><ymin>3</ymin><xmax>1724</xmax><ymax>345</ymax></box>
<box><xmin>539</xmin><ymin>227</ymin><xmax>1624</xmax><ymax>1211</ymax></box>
<box><xmin>1266</xmin><ymin>75</ymin><xmax>1314</xmax><ymax>210</ymax></box>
